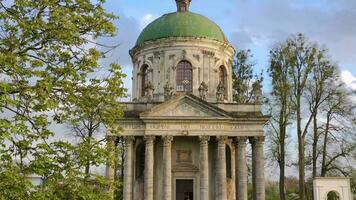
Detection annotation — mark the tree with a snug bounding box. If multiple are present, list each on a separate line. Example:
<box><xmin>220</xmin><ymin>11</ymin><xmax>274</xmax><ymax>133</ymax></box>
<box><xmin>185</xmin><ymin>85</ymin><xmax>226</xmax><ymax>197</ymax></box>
<box><xmin>302</xmin><ymin>48</ymin><xmax>338</xmax><ymax>179</ymax></box>
<box><xmin>267</xmin><ymin>43</ymin><xmax>294</xmax><ymax>200</ymax></box>
<box><xmin>269</xmin><ymin>33</ymin><xmax>338</xmax><ymax>200</ymax></box>
<box><xmin>232</xmin><ymin>49</ymin><xmax>263</xmax><ymax>103</ymax></box>
<box><xmin>0</xmin><ymin>0</ymin><xmax>125</xmax><ymax>199</ymax></box>
<box><xmin>318</xmin><ymin>85</ymin><xmax>355</xmax><ymax>177</ymax></box>
<box><xmin>65</xmin><ymin>65</ymin><xmax>126</xmax><ymax>179</ymax></box>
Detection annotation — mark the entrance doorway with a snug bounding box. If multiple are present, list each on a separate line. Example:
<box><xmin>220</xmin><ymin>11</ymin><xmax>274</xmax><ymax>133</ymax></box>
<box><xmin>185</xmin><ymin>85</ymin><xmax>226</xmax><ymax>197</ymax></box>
<box><xmin>176</xmin><ymin>179</ymin><xmax>194</xmax><ymax>200</ymax></box>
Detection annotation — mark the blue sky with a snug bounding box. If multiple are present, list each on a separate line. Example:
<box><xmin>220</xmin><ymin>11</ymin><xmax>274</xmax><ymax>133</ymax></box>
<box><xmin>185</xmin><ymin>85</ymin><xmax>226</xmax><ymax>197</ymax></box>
<box><xmin>100</xmin><ymin>0</ymin><xmax>356</xmax><ymax>95</ymax></box>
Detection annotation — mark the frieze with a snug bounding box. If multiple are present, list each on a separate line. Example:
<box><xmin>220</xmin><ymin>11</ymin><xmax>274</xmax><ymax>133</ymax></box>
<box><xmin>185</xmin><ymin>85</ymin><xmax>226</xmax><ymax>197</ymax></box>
<box><xmin>202</xmin><ymin>50</ymin><xmax>215</xmax><ymax>57</ymax></box>
<box><xmin>121</xmin><ymin>122</ymin><xmax>259</xmax><ymax>131</ymax></box>
<box><xmin>123</xmin><ymin>123</ymin><xmax>145</xmax><ymax>130</ymax></box>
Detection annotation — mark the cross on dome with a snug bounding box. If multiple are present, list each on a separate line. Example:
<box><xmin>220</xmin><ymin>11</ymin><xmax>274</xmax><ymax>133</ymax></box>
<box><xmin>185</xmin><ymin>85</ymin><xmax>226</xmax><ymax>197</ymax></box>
<box><xmin>175</xmin><ymin>0</ymin><xmax>191</xmax><ymax>12</ymax></box>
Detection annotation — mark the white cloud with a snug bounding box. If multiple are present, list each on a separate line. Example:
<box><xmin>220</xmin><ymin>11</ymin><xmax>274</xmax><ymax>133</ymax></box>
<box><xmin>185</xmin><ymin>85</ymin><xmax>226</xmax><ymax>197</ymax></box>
<box><xmin>140</xmin><ymin>14</ymin><xmax>157</xmax><ymax>30</ymax></box>
<box><xmin>341</xmin><ymin>70</ymin><xmax>356</xmax><ymax>90</ymax></box>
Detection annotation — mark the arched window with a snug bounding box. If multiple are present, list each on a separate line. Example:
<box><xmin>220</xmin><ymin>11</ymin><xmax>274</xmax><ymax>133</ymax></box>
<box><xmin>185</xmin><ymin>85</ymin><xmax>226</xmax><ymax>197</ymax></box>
<box><xmin>219</xmin><ymin>66</ymin><xmax>227</xmax><ymax>88</ymax></box>
<box><xmin>226</xmin><ymin>145</ymin><xmax>232</xmax><ymax>178</ymax></box>
<box><xmin>135</xmin><ymin>143</ymin><xmax>145</xmax><ymax>179</ymax></box>
<box><xmin>176</xmin><ymin>60</ymin><xmax>193</xmax><ymax>92</ymax></box>
<box><xmin>141</xmin><ymin>65</ymin><xmax>149</xmax><ymax>96</ymax></box>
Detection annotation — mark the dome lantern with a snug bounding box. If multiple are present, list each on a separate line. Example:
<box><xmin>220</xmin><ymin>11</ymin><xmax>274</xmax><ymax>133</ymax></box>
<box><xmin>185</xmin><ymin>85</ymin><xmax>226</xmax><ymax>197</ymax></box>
<box><xmin>176</xmin><ymin>0</ymin><xmax>191</xmax><ymax>12</ymax></box>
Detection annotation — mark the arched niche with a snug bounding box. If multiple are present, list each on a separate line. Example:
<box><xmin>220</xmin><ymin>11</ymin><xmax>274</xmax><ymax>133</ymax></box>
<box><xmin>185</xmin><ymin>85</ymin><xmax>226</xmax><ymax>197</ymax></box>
<box><xmin>327</xmin><ymin>191</ymin><xmax>340</xmax><ymax>200</ymax></box>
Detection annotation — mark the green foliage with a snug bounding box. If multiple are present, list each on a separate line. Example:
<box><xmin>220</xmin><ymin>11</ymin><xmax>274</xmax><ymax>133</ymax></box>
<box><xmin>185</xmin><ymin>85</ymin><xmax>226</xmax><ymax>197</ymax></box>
<box><xmin>0</xmin><ymin>0</ymin><xmax>126</xmax><ymax>199</ymax></box>
<box><xmin>232</xmin><ymin>49</ymin><xmax>263</xmax><ymax>103</ymax></box>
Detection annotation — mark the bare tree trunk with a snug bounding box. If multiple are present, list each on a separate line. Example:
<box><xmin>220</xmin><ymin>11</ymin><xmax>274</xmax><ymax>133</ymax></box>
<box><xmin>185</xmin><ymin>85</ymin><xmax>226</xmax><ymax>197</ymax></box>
<box><xmin>279</xmin><ymin>137</ymin><xmax>286</xmax><ymax>200</ymax></box>
<box><xmin>279</xmin><ymin>101</ymin><xmax>287</xmax><ymax>200</ymax></box>
<box><xmin>298</xmin><ymin>135</ymin><xmax>306</xmax><ymax>200</ymax></box>
<box><xmin>297</xmin><ymin>92</ymin><xmax>306</xmax><ymax>200</ymax></box>
<box><xmin>312</xmin><ymin>113</ymin><xmax>318</xmax><ymax>178</ymax></box>
<box><xmin>321</xmin><ymin>113</ymin><xmax>331</xmax><ymax>177</ymax></box>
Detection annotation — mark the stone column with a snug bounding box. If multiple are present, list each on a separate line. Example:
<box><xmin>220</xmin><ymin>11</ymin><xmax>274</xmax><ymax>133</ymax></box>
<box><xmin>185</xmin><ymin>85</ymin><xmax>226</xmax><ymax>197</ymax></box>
<box><xmin>144</xmin><ymin>136</ymin><xmax>155</xmax><ymax>200</ymax></box>
<box><xmin>236</xmin><ymin>137</ymin><xmax>248</xmax><ymax>200</ymax></box>
<box><xmin>217</xmin><ymin>136</ymin><xmax>227</xmax><ymax>200</ymax></box>
<box><xmin>123</xmin><ymin>136</ymin><xmax>134</xmax><ymax>200</ymax></box>
<box><xmin>231</xmin><ymin>144</ymin><xmax>236</xmax><ymax>200</ymax></box>
<box><xmin>250</xmin><ymin>136</ymin><xmax>265</xmax><ymax>200</ymax></box>
<box><xmin>199</xmin><ymin>136</ymin><xmax>210</xmax><ymax>200</ymax></box>
<box><xmin>163</xmin><ymin>136</ymin><xmax>173</xmax><ymax>200</ymax></box>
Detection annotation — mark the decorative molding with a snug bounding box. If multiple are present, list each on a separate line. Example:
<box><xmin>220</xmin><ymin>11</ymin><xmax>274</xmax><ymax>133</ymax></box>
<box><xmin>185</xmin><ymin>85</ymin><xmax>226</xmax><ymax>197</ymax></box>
<box><xmin>172</xmin><ymin>163</ymin><xmax>199</xmax><ymax>172</ymax></box>
<box><xmin>147</xmin><ymin>56</ymin><xmax>153</xmax><ymax>63</ymax></box>
<box><xmin>169</xmin><ymin>54</ymin><xmax>176</xmax><ymax>60</ymax></box>
<box><xmin>199</xmin><ymin>136</ymin><xmax>210</xmax><ymax>145</ymax></box>
<box><xmin>202</xmin><ymin>50</ymin><xmax>215</xmax><ymax>57</ymax></box>
<box><xmin>214</xmin><ymin>57</ymin><xmax>220</xmax><ymax>64</ymax></box>
<box><xmin>193</xmin><ymin>54</ymin><xmax>200</xmax><ymax>62</ymax></box>
<box><xmin>124</xmin><ymin>136</ymin><xmax>135</xmax><ymax>146</ymax></box>
<box><xmin>162</xmin><ymin>135</ymin><xmax>173</xmax><ymax>146</ymax></box>
<box><xmin>153</xmin><ymin>51</ymin><xmax>160</xmax><ymax>59</ymax></box>
<box><xmin>182</xmin><ymin>50</ymin><xmax>187</xmax><ymax>59</ymax></box>
<box><xmin>144</xmin><ymin>135</ymin><xmax>155</xmax><ymax>145</ymax></box>
<box><xmin>217</xmin><ymin>136</ymin><xmax>228</xmax><ymax>145</ymax></box>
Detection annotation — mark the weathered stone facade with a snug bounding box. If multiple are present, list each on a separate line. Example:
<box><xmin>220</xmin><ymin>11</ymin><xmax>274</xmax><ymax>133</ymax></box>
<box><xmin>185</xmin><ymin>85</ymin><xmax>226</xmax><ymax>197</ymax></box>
<box><xmin>130</xmin><ymin>38</ymin><xmax>235</xmax><ymax>103</ymax></box>
<box><xmin>106</xmin><ymin>1</ymin><xmax>269</xmax><ymax>200</ymax></box>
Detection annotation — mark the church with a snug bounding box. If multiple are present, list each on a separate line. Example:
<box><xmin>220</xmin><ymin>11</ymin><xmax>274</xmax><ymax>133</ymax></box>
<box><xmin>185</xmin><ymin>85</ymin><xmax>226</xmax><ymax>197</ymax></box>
<box><xmin>107</xmin><ymin>0</ymin><xmax>269</xmax><ymax>200</ymax></box>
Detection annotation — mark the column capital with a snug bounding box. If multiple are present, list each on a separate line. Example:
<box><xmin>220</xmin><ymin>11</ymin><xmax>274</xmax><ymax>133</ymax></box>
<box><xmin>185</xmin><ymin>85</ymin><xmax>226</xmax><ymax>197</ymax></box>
<box><xmin>144</xmin><ymin>135</ymin><xmax>156</xmax><ymax>145</ymax></box>
<box><xmin>217</xmin><ymin>136</ymin><xmax>228</xmax><ymax>145</ymax></box>
<box><xmin>235</xmin><ymin>136</ymin><xmax>248</xmax><ymax>145</ymax></box>
<box><xmin>123</xmin><ymin>136</ymin><xmax>135</xmax><ymax>146</ymax></box>
<box><xmin>249</xmin><ymin>136</ymin><xmax>265</xmax><ymax>144</ymax></box>
<box><xmin>199</xmin><ymin>136</ymin><xmax>210</xmax><ymax>145</ymax></box>
<box><xmin>162</xmin><ymin>135</ymin><xmax>173</xmax><ymax>146</ymax></box>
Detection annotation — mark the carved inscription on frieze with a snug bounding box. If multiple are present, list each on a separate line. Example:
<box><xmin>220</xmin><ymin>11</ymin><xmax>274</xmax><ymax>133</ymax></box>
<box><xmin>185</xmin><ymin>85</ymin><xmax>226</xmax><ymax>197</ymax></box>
<box><xmin>123</xmin><ymin>123</ymin><xmax>145</xmax><ymax>130</ymax></box>
<box><xmin>230</xmin><ymin>124</ymin><xmax>249</xmax><ymax>131</ymax></box>
<box><xmin>147</xmin><ymin>123</ymin><xmax>170</xmax><ymax>130</ymax></box>
<box><xmin>122</xmin><ymin>122</ymin><xmax>254</xmax><ymax>132</ymax></box>
<box><xmin>200</xmin><ymin>124</ymin><xmax>223</xmax><ymax>130</ymax></box>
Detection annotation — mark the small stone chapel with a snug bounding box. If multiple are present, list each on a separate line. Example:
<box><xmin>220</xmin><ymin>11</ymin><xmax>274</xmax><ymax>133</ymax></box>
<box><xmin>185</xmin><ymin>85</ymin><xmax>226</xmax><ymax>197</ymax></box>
<box><xmin>107</xmin><ymin>1</ymin><xmax>269</xmax><ymax>200</ymax></box>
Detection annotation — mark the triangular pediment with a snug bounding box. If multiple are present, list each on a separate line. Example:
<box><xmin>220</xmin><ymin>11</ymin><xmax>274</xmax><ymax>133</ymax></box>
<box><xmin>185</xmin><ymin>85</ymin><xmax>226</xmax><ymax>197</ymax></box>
<box><xmin>140</xmin><ymin>94</ymin><xmax>231</xmax><ymax>119</ymax></box>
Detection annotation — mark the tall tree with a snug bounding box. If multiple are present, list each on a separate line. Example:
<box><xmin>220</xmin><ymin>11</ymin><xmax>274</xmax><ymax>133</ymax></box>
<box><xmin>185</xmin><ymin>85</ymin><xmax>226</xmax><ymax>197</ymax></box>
<box><xmin>269</xmin><ymin>33</ymin><xmax>334</xmax><ymax>200</ymax></box>
<box><xmin>319</xmin><ymin>85</ymin><xmax>355</xmax><ymax>177</ymax></box>
<box><xmin>65</xmin><ymin>65</ymin><xmax>126</xmax><ymax>179</ymax></box>
<box><xmin>0</xmin><ymin>0</ymin><xmax>125</xmax><ymax>199</ymax></box>
<box><xmin>268</xmin><ymin>43</ymin><xmax>294</xmax><ymax>200</ymax></box>
<box><xmin>303</xmin><ymin>48</ymin><xmax>338</xmax><ymax>178</ymax></box>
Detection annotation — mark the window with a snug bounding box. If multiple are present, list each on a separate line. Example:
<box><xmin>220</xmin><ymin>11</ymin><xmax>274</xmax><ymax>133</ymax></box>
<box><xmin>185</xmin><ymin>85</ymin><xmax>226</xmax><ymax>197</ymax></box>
<box><xmin>141</xmin><ymin>65</ymin><xmax>149</xmax><ymax>96</ymax></box>
<box><xmin>176</xmin><ymin>60</ymin><xmax>193</xmax><ymax>92</ymax></box>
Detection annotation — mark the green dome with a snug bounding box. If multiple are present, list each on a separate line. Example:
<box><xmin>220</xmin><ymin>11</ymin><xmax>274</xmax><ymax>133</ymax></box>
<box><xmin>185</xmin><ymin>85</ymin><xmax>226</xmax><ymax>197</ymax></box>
<box><xmin>136</xmin><ymin>12</ymin><xmax>228</xmax><ymax>46</ymax></box>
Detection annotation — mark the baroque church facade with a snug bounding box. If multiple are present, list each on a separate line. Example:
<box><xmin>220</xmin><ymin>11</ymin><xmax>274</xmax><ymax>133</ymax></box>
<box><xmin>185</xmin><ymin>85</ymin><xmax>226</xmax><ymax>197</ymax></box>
<box><xmin>107</xmin><ymin>1</ymin><xmax>268</xmax><ymax>200</ymax></box>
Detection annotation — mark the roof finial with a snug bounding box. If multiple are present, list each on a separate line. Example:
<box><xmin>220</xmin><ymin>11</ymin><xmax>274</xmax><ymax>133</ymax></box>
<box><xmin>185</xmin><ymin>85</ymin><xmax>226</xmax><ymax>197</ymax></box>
<box><xmin>175</xmin><ymin>0</ymin><xmax>191</xmax><ymax>12</ymax></box>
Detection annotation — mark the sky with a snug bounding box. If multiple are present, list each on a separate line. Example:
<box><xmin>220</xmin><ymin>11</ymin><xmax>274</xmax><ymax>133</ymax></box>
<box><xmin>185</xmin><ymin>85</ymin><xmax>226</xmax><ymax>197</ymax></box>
<box><xmin>99</xmin><ymin>0</ymin><xmax>356</xmax><ymax>96</ymax></box>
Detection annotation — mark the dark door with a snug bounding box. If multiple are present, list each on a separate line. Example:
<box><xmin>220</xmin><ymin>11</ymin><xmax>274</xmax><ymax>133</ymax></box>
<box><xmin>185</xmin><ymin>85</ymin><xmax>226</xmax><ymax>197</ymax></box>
<box><xmin>176</xmin><ymin>179</ymin><xmax>194</xmax><ymax>200</ymax></box>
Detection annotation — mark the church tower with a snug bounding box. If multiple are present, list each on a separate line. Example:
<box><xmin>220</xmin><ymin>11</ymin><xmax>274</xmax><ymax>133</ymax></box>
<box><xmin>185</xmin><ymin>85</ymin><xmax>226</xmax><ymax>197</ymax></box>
<box><xmin>109</xmin><ymin>1</ymin><xmax>269</xmax><ymax>200</ymax></box>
